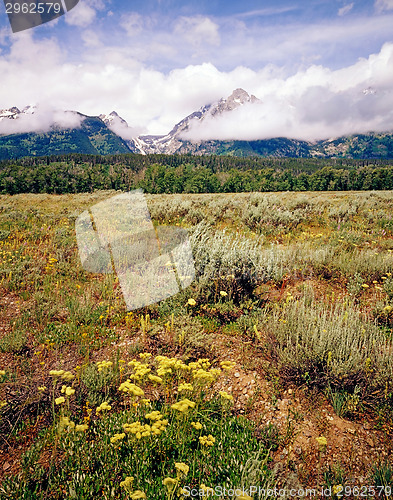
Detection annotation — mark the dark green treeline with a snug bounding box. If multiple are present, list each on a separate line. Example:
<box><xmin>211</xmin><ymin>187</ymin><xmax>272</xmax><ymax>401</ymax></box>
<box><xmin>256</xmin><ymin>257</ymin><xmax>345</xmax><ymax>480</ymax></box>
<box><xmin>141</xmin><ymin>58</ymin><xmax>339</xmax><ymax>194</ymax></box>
<box><xmin>1</xmin><ymin>154</ymin><xmax>393</xmax><ymax>194</ymax></box>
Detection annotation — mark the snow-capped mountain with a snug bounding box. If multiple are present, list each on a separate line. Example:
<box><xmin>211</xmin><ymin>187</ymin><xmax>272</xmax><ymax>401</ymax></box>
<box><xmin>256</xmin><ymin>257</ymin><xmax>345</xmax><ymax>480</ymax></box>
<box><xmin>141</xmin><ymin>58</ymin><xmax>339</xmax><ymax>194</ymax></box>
<box><xmin>127</xmin><ymin>88</ymin><xmax>260</xmax><ymax>155</ymax></box>
<box><xmin>1</xmin><ymin>89</ymin><xmax>393</xmax><ymax>160</ymax></box>
<box><xmin>0</xmin><ymin>105</ymin><xmax>38</xmax><ymax>122</ymax></box>
<box><xmin>99</xmin><ymin>110</ymin><xmax>129</xmax><ymax>128</ymax></box>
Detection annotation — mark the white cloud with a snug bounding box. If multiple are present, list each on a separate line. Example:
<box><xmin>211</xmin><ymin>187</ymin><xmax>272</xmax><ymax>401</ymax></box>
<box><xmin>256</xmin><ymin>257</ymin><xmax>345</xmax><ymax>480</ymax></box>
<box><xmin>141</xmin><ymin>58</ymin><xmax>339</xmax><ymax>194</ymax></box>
<box><xmin>173</xmin><ymin>16</ymin><xmax>220</xmax><ymax>47</ymax></box>
<box><xmin>65</xmin><ymin>1</ymin><xmax>97</xmax><ymax>27</ymax></box>
<box><xmin>120</xmin><ymin>12</ymin><xmax>145</xmax><ymax>37</ymax></box>
<box><xmin>0</xmin><ymin>29</ymin><xmax>393</xmax><ymax>141</ymax></box>
<box><xmin>375</xmin><ymin>0</ymin><xmax>393</xmax><ymax>12</ymax></box>
<box><xmin>338</xmin><ymin>3</ymin><xmax>354</xmax><ymax>16</ymax></box>
<box><xmin>0</xmin><ymin>107</ymin><xmax>82</xmax><ymax>134</ymax></box>
<box><xmin>180</xmin><ymin>43</ymin><xmax>393</xmax><ymax>142</ymax></box>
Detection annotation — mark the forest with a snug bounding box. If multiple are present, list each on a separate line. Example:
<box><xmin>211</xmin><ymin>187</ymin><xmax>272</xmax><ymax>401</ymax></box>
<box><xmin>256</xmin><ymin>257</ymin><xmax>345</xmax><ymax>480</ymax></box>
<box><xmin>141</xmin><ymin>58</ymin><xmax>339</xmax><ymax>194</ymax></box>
<box><xmin>0</xmin><ymin>153</ymin><xmax>393</xmax><ymax>194</ymax></box>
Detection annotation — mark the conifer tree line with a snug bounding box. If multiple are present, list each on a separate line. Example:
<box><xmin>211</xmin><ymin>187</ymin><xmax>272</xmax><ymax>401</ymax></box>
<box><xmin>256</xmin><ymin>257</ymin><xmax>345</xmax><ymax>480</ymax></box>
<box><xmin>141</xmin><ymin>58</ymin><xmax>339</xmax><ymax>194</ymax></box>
<box><xmin>0</xmin><ymin>153</ymin><xmax>392</xmax><ymax>194</ymax></box>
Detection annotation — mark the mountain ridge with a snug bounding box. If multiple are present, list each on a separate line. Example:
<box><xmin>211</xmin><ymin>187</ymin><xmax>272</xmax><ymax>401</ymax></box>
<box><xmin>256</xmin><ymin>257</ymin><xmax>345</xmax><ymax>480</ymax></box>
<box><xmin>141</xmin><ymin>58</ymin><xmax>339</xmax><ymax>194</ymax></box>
<box><xmin>1</xmin><ymin>89</ymin><xmax>393</xmax><ymax>159</ymax></box>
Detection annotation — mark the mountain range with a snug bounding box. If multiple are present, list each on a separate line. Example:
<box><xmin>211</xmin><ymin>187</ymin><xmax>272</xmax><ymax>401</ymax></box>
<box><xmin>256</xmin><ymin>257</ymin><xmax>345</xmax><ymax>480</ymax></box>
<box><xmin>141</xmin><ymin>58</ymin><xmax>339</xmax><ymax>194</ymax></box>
<box><xmin>1</xmin><ymin>89</ymin><xmax>393</xmax><ymax>160</ymax></box>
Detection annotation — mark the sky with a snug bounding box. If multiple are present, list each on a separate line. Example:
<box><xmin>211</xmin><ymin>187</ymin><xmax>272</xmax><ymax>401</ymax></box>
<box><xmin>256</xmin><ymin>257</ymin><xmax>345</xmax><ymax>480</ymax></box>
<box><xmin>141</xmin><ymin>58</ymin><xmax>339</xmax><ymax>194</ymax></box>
<box><xmin>0</xmin><ymin>0</ymin><xmax>393</xmax><ymax>140</ymax></box>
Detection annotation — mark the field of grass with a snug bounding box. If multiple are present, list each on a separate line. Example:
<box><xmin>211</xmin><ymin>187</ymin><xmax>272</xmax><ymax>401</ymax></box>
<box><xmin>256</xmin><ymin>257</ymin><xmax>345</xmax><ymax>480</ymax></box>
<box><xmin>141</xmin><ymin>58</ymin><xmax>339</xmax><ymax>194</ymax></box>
<box><xmin>0</xmin><ymin>190</ymin><xmax>393</xmax><ymax>499</ymax></box>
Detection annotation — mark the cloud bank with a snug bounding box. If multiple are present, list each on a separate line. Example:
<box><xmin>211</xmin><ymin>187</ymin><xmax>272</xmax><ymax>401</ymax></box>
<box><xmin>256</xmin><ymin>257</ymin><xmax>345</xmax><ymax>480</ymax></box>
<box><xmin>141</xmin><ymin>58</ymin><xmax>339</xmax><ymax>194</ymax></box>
<box><xmin>181</xmin><ymin>43</ymin><xmax>393</xmax><ymax>142</ymax></box>
<box><xmin>0</xmin><ymin>28</ymin><xmax>392</xmax><ymax>141</ymax></box>
<box><xmin>0</xmin><ymin>107</ymin><xmax>83</xmax><ymax>135</ymax></box>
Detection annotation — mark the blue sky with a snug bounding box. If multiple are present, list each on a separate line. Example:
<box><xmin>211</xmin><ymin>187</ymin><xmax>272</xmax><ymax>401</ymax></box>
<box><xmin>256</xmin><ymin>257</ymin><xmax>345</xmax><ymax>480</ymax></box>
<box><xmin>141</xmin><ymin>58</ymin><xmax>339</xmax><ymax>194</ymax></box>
<box><xmin>0</xmin><ymin>0</ymin><xmax>393</xmax><ymax>139</ymax></box>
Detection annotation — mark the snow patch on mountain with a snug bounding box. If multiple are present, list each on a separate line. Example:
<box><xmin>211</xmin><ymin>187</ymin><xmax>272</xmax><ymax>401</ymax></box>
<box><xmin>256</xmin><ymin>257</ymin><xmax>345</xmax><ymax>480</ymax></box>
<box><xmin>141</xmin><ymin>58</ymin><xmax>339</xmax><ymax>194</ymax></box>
<box><xmin>99</xmin><ymin>111</ymin><xmax>144</xmax><ymax>142</ymax></box>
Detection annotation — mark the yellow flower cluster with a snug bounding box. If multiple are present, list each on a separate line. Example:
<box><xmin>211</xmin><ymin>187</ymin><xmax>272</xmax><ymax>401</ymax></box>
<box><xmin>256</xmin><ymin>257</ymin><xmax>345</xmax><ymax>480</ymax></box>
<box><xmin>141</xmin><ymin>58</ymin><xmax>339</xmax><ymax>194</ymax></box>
<box><xmin>316</xmin><ymin>436</ymin><xmax>327</xmax><ymax>450</ymax></box>
<box><xmin>145</xmin><ymin>410</ymin><xmax>163</xmax><ymax>421</ymax></box>
<box><xmin>49</xmin><ymin>370</ymin><xmax>75</xmax><ymax>381</ymax></box>
<box><xmin>120</xmin><ymin>476</ymin><xmax>147</xmax><ymax>498</ymax></box>
<box><xmin>120</xmin><ymin>476</ymin><xmax>134</xmax><ymax>492</ymax></box>
<box><xmin>128</xmin><ymin>359</ymin><xmax>151</xmax><ymax>381</ymax></box>
<box><xmin>96</xmin><ymin>401</ymin><xmax>112</xmax><ymax>413</ymax></box>
<box><xmin>123</xmin><ymin>417</ymin><xmax>168</xmax><ymax>438</ymax></box>
<box><xmin>171</xmin><ymin>398</ymin><xmax>196</xmax><ymax>413</ymax></box>
<box><xmin>178</xmin><ymin>383</ymin><xmax>193</xmax><ymax>393</ymax></box>
<box><xmin>0</xmin><ymin>370</ymin><xmax>5</xmax><ymax>376</ymax></box>
<box><xmin>130</xmin><ymin>492</ymin><xmax>146</xmax><ymax>499</ymax></box>
<box><xmin>58</xmin><ymin>416</ymin><xmax>88</xmax><ymax>433</ymax></box>
<box><xmin>155</xmin><ymin>355</ymin><xmax>189</xmax><ymax>378</ymax></box>
<box><xmin>61</xmin><ymin>385</ymin><xmax>75</xmax><ymax>396</ymax></box>
<box><xmin>191</xmin><ymin>421</ymin><xmax>202</xmax><ymax>430</ymax></box>
<box><xmin>118</xmin><ymin>380</ymin><xmax>144</xmax><ymax>397</ymax></box>
<box><xmin>192</xmin><ymin>368</ymin><xmax>220</xmax><ymax>384</ymax></box>
<box><xmin>110</xmin><ymin>433</ymin><xmax>126</xmax><ymax>444</ymax></box>
<box><xmin>219</xmin><ymin>391</ymin><xmax>234</xmax><ymax>402</ymax></box>
<box><xmin>139</xmin><ymin>353</ymin><xmax>152</xmax><ymax>361</ymax></box>
<box><xmin>220</xmin><ymin>361</ymin><xmax>236</xmax><ymax>370</ymax></box>
<box><xmin>199</xmin><ymin>435</ymin><xmax>215</xmax><ymax>446</ymax></box>
<box><xmin>148</xmin><ymin>374</ymin><xmax>163</xmax><ymax>384</ymax></box>
<box><xmin>97</xmin><ymin>360</ymin><xmax>113</xmax><ymax>372</ymax></box>
<box><xmin>55</xmin><ymin>396</ymin><xmax>65</xmax><ymax>405</ymax></box>
<box><xmin>75</xmin><ymin>424</ymin><xmax>89</xmax><ymax>432</ymax></box>
<box><xmin>163</xmin><ymin>477</ymin><xmax>178</xmax><ymax>492</ymax></box>
<box><xmin>175</xmin><ymin>462</ymin><xmax>189</xmax><ymax>477</ymax></box>
<box><xmin>189</xmin><ymin>358</ymin><xmax>211</xmax><ymax>370</ymax></box>
<box><xmin>59</xmin><ymin>416</ymin><xmax>75</xmax><ymax>431</ymax></box>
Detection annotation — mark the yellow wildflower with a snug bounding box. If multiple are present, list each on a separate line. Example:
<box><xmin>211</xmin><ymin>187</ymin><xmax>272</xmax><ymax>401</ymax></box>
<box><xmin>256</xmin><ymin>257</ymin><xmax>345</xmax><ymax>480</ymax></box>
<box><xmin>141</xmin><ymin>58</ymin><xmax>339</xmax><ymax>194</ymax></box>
<box><xmin>220</xmin><ymin>361</ymin><xmax>236</xmax><ymax>370</ymax></box>
<box><xmin>199</xmin><ymin>435</ymin><xmax>215</xmax><ymax>446</ymax></box>
<box><xmin>110</xmin><ymin>433</ymin><xmax>126</xmax><ymax>444</ymax></box>
<box><xmin>163</xmin><ymin>477</ymin><xmax>178</xmax><ymax>493</ymax></box>
<box><xmin>219</xmin><ymin>391</ymin><xmax>234</xmax><ymax>402</ymax></box>
<box><xmin>120</xmin><ymin>476</ymin><xmax>134</xmax><ymax>493</ymax></box>
<box><xmin>175</xmin><ymin>462</ymin><xmax>189</xmax><ymax>477</ymax></box>
<box><xmin>75</xmin><ymin>424</ymin><xmax>89</xmax><ymax>432</ymax></box>
<box><xmin>191</xmin><ymin>421</ymin><xmax>202</xmax><ymax>430</ymax></box>
<box><xmin>178</xmin><ymin>383</ymin><xmax>193</xmax><ymax>392</ymax></box>
<box><xmin>171</xmin><ymin>398</ymin><xmax>196</xmax><ymax>413</ymax></box>
<box><xmin>187</xmin><ymin>298</ymin><xmax>196</xmax><ymax>306</ymax></box>
<box><xmin>96</xmin><ymin>401</ymin><xmax>112</xmax><ymax>413</ymax></box>
<box><xmin>145</xmin><ymin>410</ymin><xmax>163</xmax><ymax>421</ymax></box>
<box><xmin>220</xmin><ymin>291</ymin><xmax>228</xmax><ymax>297</ymax></box>
<box><xmin>118</xmin><ymin>381</ymin><xmax>144</xmax><ymax>396</ymax></box>
<box><xmin>316</xmin><ymin>436</ymin><xmax>327</xmax><ymax>450</ymax></box>
<box><xmin>61</xmin><ymin>386</ymin><xmax>75</xmax><ymax>396</ymax></box>
<box><xmin>55</xmin><ymin>396</ymin><xmax>65</xmax><ymax>405</ymax></box>
<box><xmin>0</xmin><ymin>370</ymin><xmax>5</xmax><ymax>376</ymax></box>
<box><xmin>333</xmin><ymin>485</ymin><xmax>343</xmax><ymax>496</ymax></box>
<box><xmin>130</xmin><ymin>491</ymin><xmax>146</xmax><ymax>499</ymax></box>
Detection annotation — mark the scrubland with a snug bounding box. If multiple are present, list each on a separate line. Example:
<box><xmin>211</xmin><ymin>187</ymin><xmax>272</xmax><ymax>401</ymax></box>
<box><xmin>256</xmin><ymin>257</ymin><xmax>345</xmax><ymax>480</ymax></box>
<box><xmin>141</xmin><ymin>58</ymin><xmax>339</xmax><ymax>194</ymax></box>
<box><xmin>0</xmin><ymin>190</ymin><xmax>392</xmax><ymax>499</ymax></box>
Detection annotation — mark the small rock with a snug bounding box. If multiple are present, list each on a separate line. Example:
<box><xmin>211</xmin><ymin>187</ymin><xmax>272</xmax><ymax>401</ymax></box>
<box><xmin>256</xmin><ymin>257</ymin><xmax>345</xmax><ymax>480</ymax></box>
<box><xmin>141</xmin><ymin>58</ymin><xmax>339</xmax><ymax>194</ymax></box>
<box><xmin>288</xmin><ymin>389</ymin><xmax>293</xmax><ymax>395</ymax></box>
<box><xmin>234</xmin><ymin>372</ymin><xmax>240</xmax><ymax>378</ymax></box>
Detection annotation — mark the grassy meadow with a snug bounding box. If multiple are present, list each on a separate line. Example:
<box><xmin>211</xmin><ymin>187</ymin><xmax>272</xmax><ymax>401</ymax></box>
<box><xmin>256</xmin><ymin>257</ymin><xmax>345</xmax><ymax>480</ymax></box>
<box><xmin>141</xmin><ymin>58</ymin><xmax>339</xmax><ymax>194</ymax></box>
<box><xmin>0</xmin><ymin>190</ymin><xmax>393</xmax><ymax>499</ymax></box>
